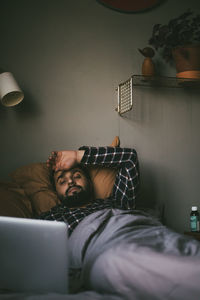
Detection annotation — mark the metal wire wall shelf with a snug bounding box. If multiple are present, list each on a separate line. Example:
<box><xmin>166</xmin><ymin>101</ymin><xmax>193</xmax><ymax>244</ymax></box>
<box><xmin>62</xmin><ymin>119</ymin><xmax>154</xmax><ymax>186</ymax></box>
<box><xmin>116</xmin><ymin>75</ymin><xmax>200</xmax><ymax>115</ymax></box>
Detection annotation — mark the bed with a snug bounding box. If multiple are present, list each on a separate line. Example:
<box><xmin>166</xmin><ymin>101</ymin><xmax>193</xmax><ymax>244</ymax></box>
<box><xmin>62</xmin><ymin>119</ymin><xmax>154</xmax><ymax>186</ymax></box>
<box><xmin>1</xmin><ymin>137</ymin><xmax>200</xmax><ymax>300</ymax></box>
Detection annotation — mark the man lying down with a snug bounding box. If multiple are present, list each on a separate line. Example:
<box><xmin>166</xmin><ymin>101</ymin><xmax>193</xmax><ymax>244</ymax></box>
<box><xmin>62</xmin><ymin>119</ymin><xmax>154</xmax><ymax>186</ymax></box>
<box><xmin>38</xmin><ymin>146</ymin><xmax>200</xmax><ymax>300</ymax></box>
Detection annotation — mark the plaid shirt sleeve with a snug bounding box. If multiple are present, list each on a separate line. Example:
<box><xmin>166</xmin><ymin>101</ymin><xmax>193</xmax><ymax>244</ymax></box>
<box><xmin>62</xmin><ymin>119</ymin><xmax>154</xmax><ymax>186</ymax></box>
<box><xmin>79</xmin><ymin>146</ymin><xmax>140</xmax><ymax>209</ymax></box>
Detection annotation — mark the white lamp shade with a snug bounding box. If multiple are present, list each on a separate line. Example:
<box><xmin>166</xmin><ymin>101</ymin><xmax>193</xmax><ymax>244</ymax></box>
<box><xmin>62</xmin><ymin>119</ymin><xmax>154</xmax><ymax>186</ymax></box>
<box><xmin>0</xmin><ymin>72</ymin><xmax>24</xmax><ymax>107</ymax></box>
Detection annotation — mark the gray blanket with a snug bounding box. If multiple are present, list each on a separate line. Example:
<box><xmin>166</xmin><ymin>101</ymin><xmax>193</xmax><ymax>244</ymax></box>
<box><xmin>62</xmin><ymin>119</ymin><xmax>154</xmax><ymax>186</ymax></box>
<box><xmin>1</xmin><ymin>209</ymin><xmax>200</xmax><ymax>300</ymax></box>
<box><xmin>68</xmin><ymin>209</ymin><xmax>200</xmax><ymax>299</ymax></box>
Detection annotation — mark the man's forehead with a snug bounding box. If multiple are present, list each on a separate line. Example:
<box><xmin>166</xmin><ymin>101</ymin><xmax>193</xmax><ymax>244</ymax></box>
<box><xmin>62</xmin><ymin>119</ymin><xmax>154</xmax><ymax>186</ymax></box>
<box><xmin>54</xmin><ymin>167</ymin><xmax>84</xmax><ymax>180</ymax></box>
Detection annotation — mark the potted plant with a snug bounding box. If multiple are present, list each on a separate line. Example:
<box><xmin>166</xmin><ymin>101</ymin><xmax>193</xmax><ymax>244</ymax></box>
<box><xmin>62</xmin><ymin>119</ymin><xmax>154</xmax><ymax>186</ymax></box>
<box><xmin>148</xmin><ymin>9</ymin><xmax>200</xmax><ymax>78</ymax></box>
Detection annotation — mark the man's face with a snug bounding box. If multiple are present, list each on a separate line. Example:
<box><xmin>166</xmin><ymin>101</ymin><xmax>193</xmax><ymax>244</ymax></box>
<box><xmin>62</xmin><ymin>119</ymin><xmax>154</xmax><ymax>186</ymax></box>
<box><xmin>53</xmin><ymin>167</ymin><xmax>91</xmax><ymax>207</ymax></box>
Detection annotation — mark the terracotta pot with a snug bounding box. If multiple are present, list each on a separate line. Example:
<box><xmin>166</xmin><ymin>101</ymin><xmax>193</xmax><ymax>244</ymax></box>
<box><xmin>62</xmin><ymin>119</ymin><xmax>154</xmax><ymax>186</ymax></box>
<box><xmin>142</xmin><ymin>57</ymin><xmax>155</xmax><ymax>76</ymax></box>
<box><xmin>172</xmin><ymin>45</ymin><xmax>200</xmax><ymax>78</ymax></box>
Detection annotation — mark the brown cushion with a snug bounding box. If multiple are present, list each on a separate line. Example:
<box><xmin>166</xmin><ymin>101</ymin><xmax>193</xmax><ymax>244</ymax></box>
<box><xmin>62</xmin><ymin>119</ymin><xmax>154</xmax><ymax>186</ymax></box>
<box><xmin>88</xmin><ymin>136</ymin><xmax>119</xmax><ymax>199</ymax></box>
<box><xmin>0</xmin><ymin>182</ymin><xmax>32</xmax><ymax>218</ymax></box>
<box><xmin>10</xmin><ymin>163</ymin><xmax>60</xmax><ymax>215</ymax></box>
<box><xmin>10</xmin><ymin>137</ymin><xmax>120</xmax><ymax>215</ymax></box>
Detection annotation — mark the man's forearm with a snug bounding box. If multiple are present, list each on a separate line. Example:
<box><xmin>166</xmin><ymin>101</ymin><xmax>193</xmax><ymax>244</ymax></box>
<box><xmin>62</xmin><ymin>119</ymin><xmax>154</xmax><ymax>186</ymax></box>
<box><xmin>47</xmin><ymin>150</ymin><xmax>85</xmax><ymax>171</ymax></box>
<box><xmin>80</xmin><ymin>146</ymin><xmax>138</xmax><ymax>169</ymax></box>
<box><xmin>77</xmin><ymin>150</ymin><xmax>85</xmax><ymax>164</ymax></box>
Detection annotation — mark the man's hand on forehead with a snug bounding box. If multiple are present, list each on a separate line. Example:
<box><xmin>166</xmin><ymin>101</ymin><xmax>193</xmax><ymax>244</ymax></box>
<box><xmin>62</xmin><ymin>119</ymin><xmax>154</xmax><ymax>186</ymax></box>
<box><xmin>46</xmin><ymin>150</ymin><xmax>85</xmax><ymax>172</ymax></box>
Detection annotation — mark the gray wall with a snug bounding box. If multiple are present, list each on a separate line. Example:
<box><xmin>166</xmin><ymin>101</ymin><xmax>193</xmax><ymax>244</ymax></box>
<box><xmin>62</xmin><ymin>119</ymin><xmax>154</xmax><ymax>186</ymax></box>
<box><xmin>0</xmin><ymin>0</ymin><xmax>200</xmax><ymax>233</ymax></box>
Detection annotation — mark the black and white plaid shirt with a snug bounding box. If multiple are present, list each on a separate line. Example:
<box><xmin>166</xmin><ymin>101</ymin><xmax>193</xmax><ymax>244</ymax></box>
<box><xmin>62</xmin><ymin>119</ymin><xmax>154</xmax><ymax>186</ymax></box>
<box><xmin>38</xmin><ymin>147</ymin><xmax>140</xmax><ymax>235</ymax></box>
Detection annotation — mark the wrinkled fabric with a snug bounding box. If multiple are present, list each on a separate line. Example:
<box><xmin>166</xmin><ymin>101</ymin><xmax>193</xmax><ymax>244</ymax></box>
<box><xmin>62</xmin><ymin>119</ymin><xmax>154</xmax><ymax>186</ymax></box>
<box><xmin>69</xmin><ymin>209</ymin><xmax>200</xmax><ymax>299</ymax></box>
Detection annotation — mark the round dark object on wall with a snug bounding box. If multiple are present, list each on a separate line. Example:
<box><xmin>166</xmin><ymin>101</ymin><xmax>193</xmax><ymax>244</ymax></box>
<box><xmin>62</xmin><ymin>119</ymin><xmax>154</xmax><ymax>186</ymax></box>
<box><xmin>97</xmin><ymin>0</ymin><xmax>162</xmax><ymax>13</ymax></box>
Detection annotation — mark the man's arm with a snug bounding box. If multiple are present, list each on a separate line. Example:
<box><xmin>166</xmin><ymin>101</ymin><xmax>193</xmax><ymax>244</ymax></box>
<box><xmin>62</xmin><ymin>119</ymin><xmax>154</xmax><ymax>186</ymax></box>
<box><xmin>80</xmin><ymin>146</ymin><xmax>140</xmax><ymax>209</ymax></box>
<box><xmin>47</xmin><ymin>150</ymin><xmax>85</xmax><ymax>171</ymax></box>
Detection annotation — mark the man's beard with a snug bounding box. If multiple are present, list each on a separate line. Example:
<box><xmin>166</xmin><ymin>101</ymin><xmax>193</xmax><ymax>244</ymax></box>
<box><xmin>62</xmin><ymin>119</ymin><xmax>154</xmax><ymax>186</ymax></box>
<box><xmin>61</xmin><ymin>185</ymin><xmax>91</xmax><ymax>208</ymax></box>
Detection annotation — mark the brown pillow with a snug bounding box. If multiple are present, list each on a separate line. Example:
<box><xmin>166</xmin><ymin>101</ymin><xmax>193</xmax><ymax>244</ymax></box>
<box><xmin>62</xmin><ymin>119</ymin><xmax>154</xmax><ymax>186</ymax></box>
<box><xmin>0</xmin><ymin>181</ymin><xmax>32</xmax><ymax>218</ymax></box>
<box><xmin>10</xmin><ymin>136</ymin><xmax>120</xmax><ymax>214</ymax></box>
<box><xmin>10</xmin><ymin>163</ymin><xmax>60</xmax><ymax>215</ymax></box>
<box><xmin>88</xmin><ymin>136</ymin><xmax>119</xmax><ymax>199</ymax></box>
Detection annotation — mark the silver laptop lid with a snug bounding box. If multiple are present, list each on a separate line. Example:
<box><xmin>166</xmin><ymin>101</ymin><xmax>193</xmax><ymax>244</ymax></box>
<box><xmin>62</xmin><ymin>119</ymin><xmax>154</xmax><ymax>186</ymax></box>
<box><xmin>0</xmin><ymin>216</ymin><xmax>68</xmax><ymax>294</ymax></box>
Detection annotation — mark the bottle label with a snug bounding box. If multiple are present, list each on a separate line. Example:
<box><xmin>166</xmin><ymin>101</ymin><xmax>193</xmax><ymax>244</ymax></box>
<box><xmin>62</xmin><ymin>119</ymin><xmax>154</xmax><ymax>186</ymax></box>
<box><xmin>190</xmin><ymin>216</ymin><xmax>199</xmax><ymax>231</ymax></box>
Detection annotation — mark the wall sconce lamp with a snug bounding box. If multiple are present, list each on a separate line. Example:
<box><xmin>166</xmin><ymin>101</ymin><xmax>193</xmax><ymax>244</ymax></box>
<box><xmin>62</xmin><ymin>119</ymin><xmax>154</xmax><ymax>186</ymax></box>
<box><xmin>0</xmin><ymin>71</ymin><xmax>24</xmax><ymax>107</ymax></box>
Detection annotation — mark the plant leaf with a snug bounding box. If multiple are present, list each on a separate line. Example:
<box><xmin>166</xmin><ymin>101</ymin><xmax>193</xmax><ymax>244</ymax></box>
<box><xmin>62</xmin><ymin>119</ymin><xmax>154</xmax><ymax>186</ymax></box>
<box><xmin>152</xmin><ymin>24</ymin><xmax>161</xmax><ymax>35</ymax></box>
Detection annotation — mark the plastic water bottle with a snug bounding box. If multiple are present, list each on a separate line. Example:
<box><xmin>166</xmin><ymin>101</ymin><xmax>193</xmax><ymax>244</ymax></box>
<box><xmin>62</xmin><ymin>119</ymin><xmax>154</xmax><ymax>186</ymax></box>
<box><xmin>190</xmin><ymin>206</ymin><xmax>200</xmax><ymax>232</ymax></box>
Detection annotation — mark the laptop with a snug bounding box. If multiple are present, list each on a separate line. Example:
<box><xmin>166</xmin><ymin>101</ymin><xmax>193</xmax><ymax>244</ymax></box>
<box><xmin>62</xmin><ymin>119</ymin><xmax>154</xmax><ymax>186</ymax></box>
<box><xmin>0</xmin><ymin>216</ymin><xmax>68</xmax><ymax>294</ymax></box>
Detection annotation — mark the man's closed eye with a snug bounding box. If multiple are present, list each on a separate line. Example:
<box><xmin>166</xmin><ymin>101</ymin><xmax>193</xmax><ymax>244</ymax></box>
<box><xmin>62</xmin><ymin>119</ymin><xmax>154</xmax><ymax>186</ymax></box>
<box><xmin>73</xmin><ymin>173</ymin><xmax>81</xmax><ymax>179</ymax></box>
<box><xmin>60</xmin><ymin>180</ymin><xmax>67</xmax><ymax>185</ymax></box>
